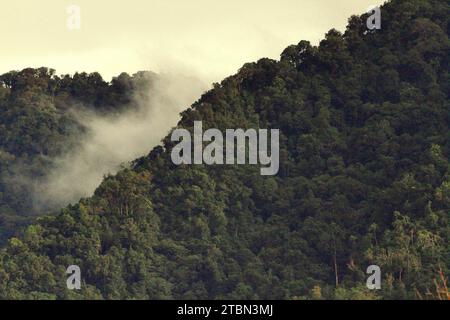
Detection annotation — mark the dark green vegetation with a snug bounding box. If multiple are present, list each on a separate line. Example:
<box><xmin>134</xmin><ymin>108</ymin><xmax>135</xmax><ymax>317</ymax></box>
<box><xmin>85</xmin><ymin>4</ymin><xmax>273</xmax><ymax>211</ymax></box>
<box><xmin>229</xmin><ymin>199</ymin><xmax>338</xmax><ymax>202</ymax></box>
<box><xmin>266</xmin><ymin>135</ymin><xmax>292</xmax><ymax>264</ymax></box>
<box><xmin>0</xmin><ymin>0</ymin><xmax>449</xmax><ymax>299</ymax></box>
<box><xmin>0</xmin><ymin>69</ymin><xmax>155</xmax><ymax>242</ymax></box>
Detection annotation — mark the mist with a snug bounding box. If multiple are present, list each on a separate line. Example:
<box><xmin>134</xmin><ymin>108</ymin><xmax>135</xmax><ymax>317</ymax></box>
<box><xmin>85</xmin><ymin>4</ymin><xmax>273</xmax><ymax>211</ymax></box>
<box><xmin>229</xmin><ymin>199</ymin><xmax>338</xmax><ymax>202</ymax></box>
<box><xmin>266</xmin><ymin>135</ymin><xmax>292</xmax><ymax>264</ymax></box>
<box><xmin>31</xmin><ymin>71</ymin><xmax>208</xmax><ymax>211</ymax></box>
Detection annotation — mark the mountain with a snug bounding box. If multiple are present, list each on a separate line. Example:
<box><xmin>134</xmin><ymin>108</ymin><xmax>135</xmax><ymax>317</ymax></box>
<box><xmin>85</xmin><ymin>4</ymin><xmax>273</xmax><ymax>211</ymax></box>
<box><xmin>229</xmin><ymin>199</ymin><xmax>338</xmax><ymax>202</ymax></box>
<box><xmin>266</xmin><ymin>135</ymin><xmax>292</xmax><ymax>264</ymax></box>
<box><xmin>0</xmin><ymin>0</ymin><xmax>449</xmax><ymax>300</ymax></box>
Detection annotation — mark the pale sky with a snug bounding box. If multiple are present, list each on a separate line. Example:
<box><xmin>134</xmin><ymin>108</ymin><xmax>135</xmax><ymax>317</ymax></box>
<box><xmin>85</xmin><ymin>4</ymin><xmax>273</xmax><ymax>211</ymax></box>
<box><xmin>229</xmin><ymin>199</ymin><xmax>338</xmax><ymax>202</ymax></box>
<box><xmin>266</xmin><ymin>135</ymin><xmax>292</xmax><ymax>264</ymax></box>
<box><xmin>0</xmin><ymin>0</ymin><xmax>386</xmax><ymax>83</ymax></box>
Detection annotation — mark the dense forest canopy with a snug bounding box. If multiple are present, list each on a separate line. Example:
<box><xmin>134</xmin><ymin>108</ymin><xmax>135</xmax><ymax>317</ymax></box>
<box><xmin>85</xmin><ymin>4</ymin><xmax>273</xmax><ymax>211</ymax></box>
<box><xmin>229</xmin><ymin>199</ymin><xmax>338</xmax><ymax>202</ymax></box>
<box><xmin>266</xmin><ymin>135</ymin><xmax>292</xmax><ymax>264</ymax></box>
<box><xmin>0</xmin><ymin>0</ymin><xmax>449</xmax><ymax>299</ymax></box>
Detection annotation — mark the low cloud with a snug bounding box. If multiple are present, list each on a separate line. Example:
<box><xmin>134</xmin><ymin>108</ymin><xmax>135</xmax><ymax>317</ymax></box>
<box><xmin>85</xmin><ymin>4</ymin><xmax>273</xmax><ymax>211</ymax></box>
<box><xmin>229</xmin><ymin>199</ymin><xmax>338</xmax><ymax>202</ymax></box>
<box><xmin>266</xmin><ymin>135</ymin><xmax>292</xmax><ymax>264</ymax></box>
<box><xmin>31</xmin><ymin>71</ymin><xmax>208</xmax><ymax>211</ymax></box>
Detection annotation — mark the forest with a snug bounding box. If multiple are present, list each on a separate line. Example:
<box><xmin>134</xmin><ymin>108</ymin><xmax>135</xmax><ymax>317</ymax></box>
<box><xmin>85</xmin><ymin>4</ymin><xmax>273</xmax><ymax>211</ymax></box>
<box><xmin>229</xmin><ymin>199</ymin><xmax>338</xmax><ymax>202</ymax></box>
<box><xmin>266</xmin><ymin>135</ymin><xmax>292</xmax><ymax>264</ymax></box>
<box><xmin>0</xmin><ymin>0</ymin><xmax>448</xmax><ymax>300</ymax></box>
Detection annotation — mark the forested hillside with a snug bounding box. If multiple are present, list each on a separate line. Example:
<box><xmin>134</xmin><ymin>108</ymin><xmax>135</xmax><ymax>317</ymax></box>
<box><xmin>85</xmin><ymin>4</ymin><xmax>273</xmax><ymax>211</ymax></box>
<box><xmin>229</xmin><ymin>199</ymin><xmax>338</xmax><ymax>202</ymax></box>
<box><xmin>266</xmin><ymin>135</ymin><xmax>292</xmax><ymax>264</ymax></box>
<box><xmin>0</xmin><ymin>69</ymin><xmax>156</xmax><ymax>242</ymax></box>
<box><xmin>0</xmin><ymin>0</ymin><xmax>449</xmax><ymax>299</ymax></box>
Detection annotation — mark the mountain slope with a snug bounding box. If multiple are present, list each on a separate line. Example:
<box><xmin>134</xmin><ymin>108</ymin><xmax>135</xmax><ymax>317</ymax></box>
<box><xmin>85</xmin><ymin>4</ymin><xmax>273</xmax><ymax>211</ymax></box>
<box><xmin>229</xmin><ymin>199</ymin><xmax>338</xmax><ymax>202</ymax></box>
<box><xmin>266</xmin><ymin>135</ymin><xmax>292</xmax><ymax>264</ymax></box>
<box><xmin>0</xmin><ymin>0</ymin><xmax>449</xmax><ymax>300</ymax></box>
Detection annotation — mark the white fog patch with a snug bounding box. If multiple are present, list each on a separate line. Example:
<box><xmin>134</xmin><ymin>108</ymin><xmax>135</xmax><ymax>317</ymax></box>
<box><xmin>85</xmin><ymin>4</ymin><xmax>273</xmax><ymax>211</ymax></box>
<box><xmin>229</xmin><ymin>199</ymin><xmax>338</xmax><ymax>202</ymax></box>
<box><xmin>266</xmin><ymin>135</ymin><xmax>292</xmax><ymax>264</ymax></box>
<box><xmin>32</xmin><ymin>72</ymin><xmax>208</xmax><ymax>210</ymax></box>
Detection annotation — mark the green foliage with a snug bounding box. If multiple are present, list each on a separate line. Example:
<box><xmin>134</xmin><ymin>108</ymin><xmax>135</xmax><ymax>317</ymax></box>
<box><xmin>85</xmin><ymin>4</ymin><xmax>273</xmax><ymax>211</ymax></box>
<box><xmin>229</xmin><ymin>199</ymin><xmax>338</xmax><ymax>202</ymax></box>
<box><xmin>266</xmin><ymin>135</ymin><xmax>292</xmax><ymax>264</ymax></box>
<box><xmin>0</xmin><ymin>0</ymin><xmax>448</xmax><ymax>300</ymax></box>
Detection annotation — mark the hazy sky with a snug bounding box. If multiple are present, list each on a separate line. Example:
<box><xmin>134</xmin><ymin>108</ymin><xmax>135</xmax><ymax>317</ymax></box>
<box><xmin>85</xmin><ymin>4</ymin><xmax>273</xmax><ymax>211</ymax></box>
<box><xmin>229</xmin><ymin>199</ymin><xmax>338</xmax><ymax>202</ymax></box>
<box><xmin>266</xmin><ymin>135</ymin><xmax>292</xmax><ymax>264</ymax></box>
<box><xmin>0</xmin><ymin>0</ymin><xmax>385</xmax><ymax>83</ymax></box>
